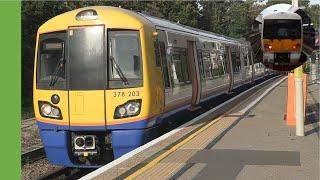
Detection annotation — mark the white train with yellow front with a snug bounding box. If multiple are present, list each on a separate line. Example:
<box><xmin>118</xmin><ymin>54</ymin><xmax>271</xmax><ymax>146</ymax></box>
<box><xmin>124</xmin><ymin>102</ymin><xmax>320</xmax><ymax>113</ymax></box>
<box><xmin>262</xmin><ymin>11</ymin><xmax>302</xmax><ymax>67</ymax></box>
<box><xmin>33</xmin><ymin>6</ymin><xmax>269</xmax><ymax>167</ymax></box>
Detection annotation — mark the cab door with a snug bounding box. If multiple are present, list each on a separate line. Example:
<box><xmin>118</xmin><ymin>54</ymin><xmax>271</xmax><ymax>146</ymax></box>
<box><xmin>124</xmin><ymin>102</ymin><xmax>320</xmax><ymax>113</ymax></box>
<box><xmin>68</xmin><ymin>26</ymin><xmax>106</xmax><ymax>128</ymax></box>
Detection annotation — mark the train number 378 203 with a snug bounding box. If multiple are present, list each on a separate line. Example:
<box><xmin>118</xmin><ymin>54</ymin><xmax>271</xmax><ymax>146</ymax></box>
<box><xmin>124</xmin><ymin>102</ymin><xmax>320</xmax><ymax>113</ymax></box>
<box><xmin>113</xmin><ymin>91</ymin><xmax>140</xmax><ymax>97</ymax></box>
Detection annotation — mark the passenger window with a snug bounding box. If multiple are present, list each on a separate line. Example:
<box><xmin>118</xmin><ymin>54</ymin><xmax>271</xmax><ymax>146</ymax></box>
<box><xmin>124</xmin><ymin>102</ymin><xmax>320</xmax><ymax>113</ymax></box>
<box><xmin>159</xmin><ymin>41</ymin><xmax>170</xmax><ymax>88</ymax></box>
<box><xmin>202</xmin><ymin>51</ymin><xmax>212</xmax><ymax>79</ymax></box>
<box><xmin>221</xmin><ymin>45</ymin><xmax>230</xmax><ymax>76</ymax></box>
<box><xmin>231</xmin><ymin>46</ymin><xmax>241</xmax><ymax>73</ymax></box>
<box><xmin>197</xmin><ymin>50</ymin><xmax>205</xmax><ymax>80</ymax></box>
<box><xmin>217</xmin><ymin>53</ymin><xmax>227</xmax><ymax>76</ymax></box>
<box><xmin>243</xmin><ymin>49</ymin><xmax>251</xmax><ymax>71</ymax></box>
<box><xmin>210</xmin><ymin>52</ymin><xmax>220</xmax><ymax>78</ymax></box>
<box><xmin>172</xmin><ymin>49</ymin><xmax>191</xmax><ymax>86</ymax></box>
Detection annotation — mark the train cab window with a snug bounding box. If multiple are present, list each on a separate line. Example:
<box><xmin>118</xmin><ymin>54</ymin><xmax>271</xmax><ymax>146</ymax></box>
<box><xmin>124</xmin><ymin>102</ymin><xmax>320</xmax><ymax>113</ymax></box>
<box><xmin>172</xmin><ymin>49</ymin><xmax>191</xmax><ymax>86</ymax></box>
<box><xmin>263</xmin><ymin>19</ymin><xmax>301</xmax><ymax>39</ymax></box>
<box><xmin>108</xmin><ymin>30</ymin><xmax>143</xmax><ymax>88</ymax></box>
<box><xmin>37</xmin><ymin>32</ymin><xmax>66</xmax><ymax>90</ymax></box>
<box><xmin>68</xmin><ymin>26</ymin><xmax>105</xmax><ymax>90</ymax></box>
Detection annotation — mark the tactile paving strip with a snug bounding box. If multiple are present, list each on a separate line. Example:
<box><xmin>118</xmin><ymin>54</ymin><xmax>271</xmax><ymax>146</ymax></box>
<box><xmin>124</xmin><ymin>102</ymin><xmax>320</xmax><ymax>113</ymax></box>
<box><xmin>134</xmin><ymin>115</ymin><xmax>240</xmax><ymax>179</ymax></box>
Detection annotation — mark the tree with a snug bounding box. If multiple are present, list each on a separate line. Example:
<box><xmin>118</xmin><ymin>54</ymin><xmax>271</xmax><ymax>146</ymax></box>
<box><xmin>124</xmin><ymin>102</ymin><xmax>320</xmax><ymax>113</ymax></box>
<box><xmin>198</xmin><ymin>1</ymin><xmax>260</xmax><ymax>37</ymax></box>
<box><xmin>305</xmin><ymin>4</ymin><xmax>320</xmax><ymax>28</ymax></box>
<box><xmin>198</xmin><ymin>1</ymin><xmax>231</xmax><ymax>35</ymax></box>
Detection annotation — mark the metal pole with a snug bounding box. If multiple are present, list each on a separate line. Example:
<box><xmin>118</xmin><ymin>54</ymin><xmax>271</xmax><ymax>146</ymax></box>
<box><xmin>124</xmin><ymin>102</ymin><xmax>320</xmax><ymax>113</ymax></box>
<box><xmin>294</xmin><ymin>67</ymin><xmax>305</xmax><ymax>136</ymax></box>
<box><xmin>292</xmin><ymin>0</ymin><xmax>305</xmax><ymax>136</ymax></box>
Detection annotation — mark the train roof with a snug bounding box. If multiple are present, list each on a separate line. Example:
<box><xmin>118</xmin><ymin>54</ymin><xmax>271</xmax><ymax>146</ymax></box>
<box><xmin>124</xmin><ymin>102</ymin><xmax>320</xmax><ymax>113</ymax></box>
<box><xmin>38</xmin><ymin>6</ymin><xmax>249</xmax><ymax>46</ymax></box>
<box><xmin>263</xmin><ymin>11</ymin><xmax>301</xmax><ymax>20</ymax></box>
<box><xmin>255</xmin><ymin>4</ymin><xmax>312</xmax><ymax>25</ymax></box>
<box><xmin>139</xmin><ymin>13</ymin><xmax>250</xmax><ymax>46</ymax></box>
<box><xmin>38</xmin><ymin>6</ymin><xmax>152</xmax><ymax>34</ymax></box>
<box><xmin>255</xmin><ymin>4</ymin><xmax>300</xmax><ymax>22</ymax></box>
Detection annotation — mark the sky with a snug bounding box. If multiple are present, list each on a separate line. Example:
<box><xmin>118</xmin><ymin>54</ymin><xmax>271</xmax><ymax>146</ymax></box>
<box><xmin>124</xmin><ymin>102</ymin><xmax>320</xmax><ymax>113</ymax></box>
<box><xmin>257</xmin><ymin>0</ymin><xmax>320</xmax><ymax>5</ymax></box>
<box><xmin>310</xmin><ymin>0</ymin><xmax>320</xmax><ymax>5</ymax></box>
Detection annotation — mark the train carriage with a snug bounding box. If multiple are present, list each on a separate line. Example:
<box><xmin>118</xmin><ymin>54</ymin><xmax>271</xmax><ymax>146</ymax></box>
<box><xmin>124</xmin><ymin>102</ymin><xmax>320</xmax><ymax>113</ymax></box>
<box><xmin>33</xmin><ymin>6</ymin><xmax>268</xmax><ymax>167</ymax></box>
<box><xmin>262</xmin><ymin>11</ymin><xmax>303</xmax><ymax>66</ymax></box>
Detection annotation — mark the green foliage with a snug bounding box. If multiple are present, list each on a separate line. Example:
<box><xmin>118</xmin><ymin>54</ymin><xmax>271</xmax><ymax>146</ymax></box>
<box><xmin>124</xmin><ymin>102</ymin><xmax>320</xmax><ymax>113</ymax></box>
<box><xmin>266</xmin><ymin>0</ymin><xmax>310</xmax><ymax>7</ymax></box>
<box><xmin>198</xmin><ymin>1</ymin><xmax>265</xmax><ymax>37</ymax></box>
<box><xmin>305</xmin><ymin>4</ymin><xmax>320</xmax><ymax>28</ymax></box>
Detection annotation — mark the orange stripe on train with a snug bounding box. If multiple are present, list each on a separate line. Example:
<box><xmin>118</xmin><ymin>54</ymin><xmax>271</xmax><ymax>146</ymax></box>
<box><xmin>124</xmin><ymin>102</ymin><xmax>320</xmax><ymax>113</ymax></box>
<box><xmin>36</xmin><ymin>113</ymin><xmax>158</xmax><ymax>126</ymax></box>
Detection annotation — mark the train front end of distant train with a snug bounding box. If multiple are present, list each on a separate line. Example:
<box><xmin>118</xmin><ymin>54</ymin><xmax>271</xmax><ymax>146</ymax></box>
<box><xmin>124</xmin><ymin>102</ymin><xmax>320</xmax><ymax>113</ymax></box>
<box><xmin>262</xmin><ymin>11</ymin><xmax>302</xmax><ymax>66</ymax></box>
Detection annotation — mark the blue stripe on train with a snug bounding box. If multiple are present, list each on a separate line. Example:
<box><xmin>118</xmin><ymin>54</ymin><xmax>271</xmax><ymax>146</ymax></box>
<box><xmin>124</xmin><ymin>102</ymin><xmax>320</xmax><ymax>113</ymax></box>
<box><xmin>38</xmin><ymin>122</ymin><xmax>160</xmax><ymax>167</ymax></box>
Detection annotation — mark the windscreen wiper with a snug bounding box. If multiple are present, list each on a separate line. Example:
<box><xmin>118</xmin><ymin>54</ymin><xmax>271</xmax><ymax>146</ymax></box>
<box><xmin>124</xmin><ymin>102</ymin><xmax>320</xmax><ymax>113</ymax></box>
<box><xmin>49</xmin><ymin>58</ymin><xmax>65</xmax><ymax>88</ymax></box>
<box><xmin>109</xmin><ymin>56</ymin><xmax>129</xmax><ymax>86</ymax></box>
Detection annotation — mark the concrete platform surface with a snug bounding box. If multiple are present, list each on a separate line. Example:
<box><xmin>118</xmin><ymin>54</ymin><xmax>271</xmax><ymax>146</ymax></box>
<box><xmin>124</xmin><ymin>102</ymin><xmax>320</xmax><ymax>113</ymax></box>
<box><xmin>82</xmin><ymin>78</ymin><xmax>319</xmax><ymax>180</ymax></box>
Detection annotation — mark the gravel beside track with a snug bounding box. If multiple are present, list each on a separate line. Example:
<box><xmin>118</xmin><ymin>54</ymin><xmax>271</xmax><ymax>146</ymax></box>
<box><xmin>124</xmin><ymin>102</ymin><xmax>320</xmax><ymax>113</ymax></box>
<box><xmin>22</xmin><ymin>158</ymin><xmax>60</xmax><ymax>180</ymax></box>
<box><xmin>21</xmin><ymin>118</ymin><xmax>42</xmax><ymax>153</ymax></box>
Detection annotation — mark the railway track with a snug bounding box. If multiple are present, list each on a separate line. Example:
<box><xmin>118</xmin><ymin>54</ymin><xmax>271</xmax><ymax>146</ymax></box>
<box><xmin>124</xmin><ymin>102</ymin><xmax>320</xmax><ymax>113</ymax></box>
<box><xmin>22</xmin><ymin>146</ymin><xmax>45</xmax><ymax>165</ymax></box>
<box><xmin>22</xmin><ymin>117</ymin><xmax>45</xmax><ymax>165</ymax></box>
<box><xmin>21</xmin><ymin>118</ymin><xmax>36</xmax><ymax>129</ymax></box>
<box><xmin>38</xmin><ymin>167</ymin><xmax>96</xmax><ymax>180</ymax></box>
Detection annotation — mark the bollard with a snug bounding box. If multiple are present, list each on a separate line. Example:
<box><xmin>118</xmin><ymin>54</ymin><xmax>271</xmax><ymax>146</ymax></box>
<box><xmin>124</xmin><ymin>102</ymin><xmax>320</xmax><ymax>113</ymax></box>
<box><xmin>285</xmin><ymin>73</ymin><xmax>307</xmax><ymax>128</ymax></box>
<box><xmin>286</xmin><ymin>73</ymin><xmax>295</xmax><ymax>125</ymax></box>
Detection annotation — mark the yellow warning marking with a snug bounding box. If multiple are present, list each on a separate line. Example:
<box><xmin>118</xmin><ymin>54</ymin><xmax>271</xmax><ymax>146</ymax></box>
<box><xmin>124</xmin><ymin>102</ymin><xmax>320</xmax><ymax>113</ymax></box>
<box><xmin>125</xmin><ymin>115</ymin><xmax>223</xmax><ymax>180</ymax></box>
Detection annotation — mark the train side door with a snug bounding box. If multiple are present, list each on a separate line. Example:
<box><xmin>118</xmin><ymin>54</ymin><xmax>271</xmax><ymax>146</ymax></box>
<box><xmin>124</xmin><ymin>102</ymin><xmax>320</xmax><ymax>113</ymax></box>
<box><xmin>187</xmin><ymin>41</ymin><xmax>201</xmax><ymax>106</ymax></box>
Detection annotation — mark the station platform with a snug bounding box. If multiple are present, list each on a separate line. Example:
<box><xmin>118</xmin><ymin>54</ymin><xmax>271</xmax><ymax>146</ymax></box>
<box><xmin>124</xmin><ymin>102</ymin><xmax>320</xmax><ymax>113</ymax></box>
<box><xmin>82</xmin><ymin>76</ymin><xmax>319</xmax><ymax>180</ymax></box>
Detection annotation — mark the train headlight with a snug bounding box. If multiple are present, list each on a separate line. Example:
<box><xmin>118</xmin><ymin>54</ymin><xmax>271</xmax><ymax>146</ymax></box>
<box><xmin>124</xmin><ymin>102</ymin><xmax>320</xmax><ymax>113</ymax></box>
<box><xmin>125</xmin><ymin>102</ymin><xmax>140</xmax><ymax>115</ymax></box>
<box><xmin>114</xmin><ymin>99</ymin><xmax>142</xmax><ymax>119</ymax></box>
<box><xmin>292</xmin><ymin>44</ymin><xmax>300</xmax><ymax>51</ymax></box>
<box><xmin>41</xmin><ymin>104</ymin><xmax>52</xmax><ymax>115</ymax></box>
<box><xmin>39</xmin><ymin>101</ymin><xmax>62</xmax><ymax>119</ymax></box>
<box><xmin>264</xmin><ymin>44</ymin><xmax>272</xmax><ymax>50</ymax></box>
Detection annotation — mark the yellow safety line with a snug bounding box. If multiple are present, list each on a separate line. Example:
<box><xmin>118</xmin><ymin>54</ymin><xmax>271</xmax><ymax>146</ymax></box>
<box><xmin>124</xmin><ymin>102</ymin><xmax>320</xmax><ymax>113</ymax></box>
<box><xmin>125</xmin><ymin>77</ymin><xmax>278</xmax><ymax>179</ymax></box>
<box><xmin>125</xmin><ymin>115</ymin><xmax>224</xmax><ymax>180</ymax></box>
